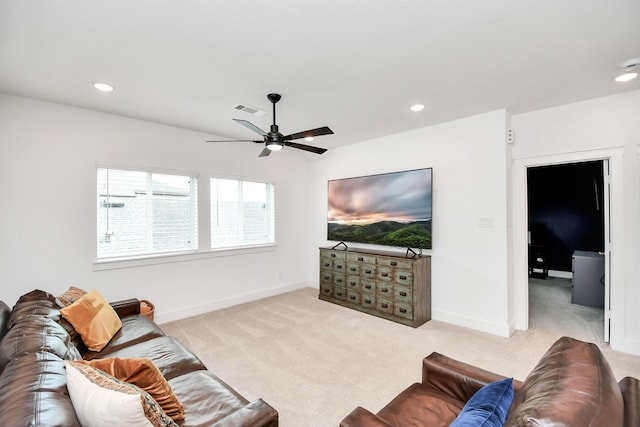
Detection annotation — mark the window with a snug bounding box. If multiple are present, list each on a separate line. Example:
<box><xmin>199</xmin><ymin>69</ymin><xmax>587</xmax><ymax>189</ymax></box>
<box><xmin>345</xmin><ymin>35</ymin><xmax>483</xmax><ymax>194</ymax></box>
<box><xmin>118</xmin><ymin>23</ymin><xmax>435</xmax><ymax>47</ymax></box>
<box><xmin>210</xmin><ymin>178</ymin><xmax>275</xmax><ymax>249</ymax></box>
<box><xmin>97</xmin><ymin>168</ymin><xmax>198</xmax><ymax>259</ymax></box>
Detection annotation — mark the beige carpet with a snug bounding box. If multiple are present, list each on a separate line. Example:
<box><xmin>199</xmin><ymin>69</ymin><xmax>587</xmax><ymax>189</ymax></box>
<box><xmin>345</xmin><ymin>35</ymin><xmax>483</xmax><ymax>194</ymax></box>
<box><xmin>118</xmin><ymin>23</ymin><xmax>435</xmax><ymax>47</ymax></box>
<box><xmin>160</xmin><ymin>282</ymin><xmax>640</xmax><ymax>427</ymax></box>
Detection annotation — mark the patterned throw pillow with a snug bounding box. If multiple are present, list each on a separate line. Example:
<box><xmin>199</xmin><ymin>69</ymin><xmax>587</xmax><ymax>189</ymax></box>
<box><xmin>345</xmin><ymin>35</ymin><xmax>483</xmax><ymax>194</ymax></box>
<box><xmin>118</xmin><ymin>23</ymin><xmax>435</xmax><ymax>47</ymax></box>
<box><xmin>57</xmin><ymin>286</ymin><xmax>88</xmax><ymax>307</ymax></box>
<box><xmin>74</xmin><ymin>358</ymin><xmax>184</xmax><ymax>421</ymax></box>
<box><xmin>65</xmin><ymin>361</ymin><xmax>177</xmax><ymax>427</ymax></box>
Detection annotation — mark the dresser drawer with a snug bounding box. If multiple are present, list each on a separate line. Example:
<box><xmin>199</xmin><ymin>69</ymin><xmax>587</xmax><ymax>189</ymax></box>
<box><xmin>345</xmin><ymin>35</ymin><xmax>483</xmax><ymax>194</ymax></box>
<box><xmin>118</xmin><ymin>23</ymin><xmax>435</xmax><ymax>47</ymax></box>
<box><xmin>321</xmin><ymin>272</ymin><xmax>333</xmax><ymax>285</ymax></box>
<box><xmin>361</xmin><ymin>294</ymin><xmax>376</xmax><ymax>309</ymax></box>
<box><xmin>377</xmin><ymin>298</ymin><xmax>393</xmax><ymax>314</ymax></box>
<box><xmin>333</xmin><ymin>287</ymin><xmax>347</xmax><ymax>301</ymax></box>
<box><xmin>346</xmin><ymin>262</ymin><xmax>361</xmax><ymax>275</ymax></box>
<box><xmin>361</xmin><ymin>279</ymin><xmax>376</xmax><ymax>293</ymax></box>
<box><xmin>377</xmin><ymin>266</ymin><xmax>393</xmax><ymax>282</ymax></box>
<box><xmin>346</xmin><ymin>276</ymin><xmax>360</xmax><ymax>290</ymax></box>
<box><xmin>394</xmin><ymin>303</ymin><xmax>413</xmax><ymax>320</ymax></box>
<box><xmin>322</xmin><ymin>249</ymin><xmax>347</xmax><ymax>261</ymax></box>
<box><xmin>320</xmin><ymin>257</ymin><xmax>333</xmax><ymax>270</ymax></box>
<box><xmin>378</xmin><ymin>257</ymin><xmax>413</xmax><ymax>270</ymax></box>
<box><xmin>333</xmin><ymin>259</ymin><xmax>346</xmax><ymax>273</ymax></box>
<box><xmin>346</xmin><ymin>290</ymin><xmax>361</xmax><ymax>305</ymax></box>
<box><xmin>347</xmin><ymin>253</ymin><xmax>376</xmax><ymax>264</ymax></box>
<box><xmin>377</xmin><ymin>283</ymin><xmax>393</xmax><ymax>298</ymax></box>
<box><xmin>394</xmin><ymin>270</ymin><xmax>413</xmax><ymax>286</ymax></box>
<box><xmin>333</xmin><ymin>274</ymin><xmax>346</xmax><ymax>287</ymax></box>
<box><xmin>361</xmin><ymin>264</ymin><xmax>376</xmax><ymax>279</ymax></box>
<box><xmin>320</xmin><ymin>284</ymin><xmax>333</xmax><ymax>298</ymax></box>
<box><xmin>394</xmin><ymin>286</ymin><xmax>413</xmax><ymax>304</ymax></box>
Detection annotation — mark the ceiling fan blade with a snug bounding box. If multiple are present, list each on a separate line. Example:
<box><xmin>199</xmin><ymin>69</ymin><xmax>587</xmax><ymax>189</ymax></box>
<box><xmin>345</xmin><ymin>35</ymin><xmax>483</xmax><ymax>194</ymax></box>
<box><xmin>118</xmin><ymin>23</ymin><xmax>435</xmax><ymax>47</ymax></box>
<box><xmin>206</xmin><ymin>139</ymin><xmax>263</xmax><ymax>143</ymax></box>
<box><xmin>285</xmin><ymin>142</ymin><xmax>328</xmax><ymax>155</ymax></box>
<box><xmin>258</xmin><ymin>147</ymin><xmax>272</xmax><ymax>157</ymax></box>
<box><xmin>233</xmin><ymin>119</ymin><xmax>268</xmax><ymax>137</ymax></box>
<box><xmin>284</xmin><ymin>126</ymin><xmax>334</xmax><ymax>141</ymax></box>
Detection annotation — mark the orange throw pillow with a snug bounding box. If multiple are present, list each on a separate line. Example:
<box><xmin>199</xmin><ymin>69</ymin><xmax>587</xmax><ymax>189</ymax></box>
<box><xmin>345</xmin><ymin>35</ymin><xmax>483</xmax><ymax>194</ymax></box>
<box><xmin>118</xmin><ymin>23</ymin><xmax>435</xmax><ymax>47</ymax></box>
<box><xmin>60</xmin><ymin>288</ymin><xmax>122</xmax><ymax>352</ymax></box>
<box><xmin>76</xmin><ymin>358</ymin><xmax>185</xmax><ymax>421</ymax></box>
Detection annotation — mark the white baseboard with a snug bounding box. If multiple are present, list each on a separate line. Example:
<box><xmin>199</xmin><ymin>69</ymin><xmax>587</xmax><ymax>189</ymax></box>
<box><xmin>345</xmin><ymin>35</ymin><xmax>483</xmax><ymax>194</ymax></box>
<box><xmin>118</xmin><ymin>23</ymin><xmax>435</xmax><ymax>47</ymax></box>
<box><xmin>155</xmin><ymin>281</ymin><xmax>312</xmax><ymax>324</ymax></box>
<box><xmin>431</xmin><ymin>308</ymin><xmax>511</xmax><ymax>337</ymax></box>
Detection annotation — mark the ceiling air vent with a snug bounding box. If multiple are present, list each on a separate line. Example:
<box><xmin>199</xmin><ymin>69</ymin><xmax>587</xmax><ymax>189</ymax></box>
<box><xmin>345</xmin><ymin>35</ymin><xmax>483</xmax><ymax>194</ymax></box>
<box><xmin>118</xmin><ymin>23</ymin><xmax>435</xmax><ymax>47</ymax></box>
<box><xmin>233</xmin><ymin>104</ymin><xmax>266</xmax><ymax>117</ymax></box>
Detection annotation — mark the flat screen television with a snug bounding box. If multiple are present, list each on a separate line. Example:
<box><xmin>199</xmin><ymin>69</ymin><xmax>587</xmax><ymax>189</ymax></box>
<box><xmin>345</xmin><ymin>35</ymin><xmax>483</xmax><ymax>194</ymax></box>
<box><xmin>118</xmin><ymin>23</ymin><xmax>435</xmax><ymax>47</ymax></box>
<box><xmin>327</xmin><ymin>168</ymin><xmax>432</xmax><ymax>250</ymax></box>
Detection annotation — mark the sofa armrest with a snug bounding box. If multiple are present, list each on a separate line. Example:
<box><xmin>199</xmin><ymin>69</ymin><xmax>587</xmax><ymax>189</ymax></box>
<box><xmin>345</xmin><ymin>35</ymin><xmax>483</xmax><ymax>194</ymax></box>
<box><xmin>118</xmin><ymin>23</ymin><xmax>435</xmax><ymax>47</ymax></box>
<box><xmin>620</xmin><ymin>376</ymin><xmax>640</xmax><ymax>427</ymax></box>
<box><xmin>212</xmin><ymin>399</ymin><xmax>278</xmax><ymax>427</ymax></box>
<box><xmin>340</xmin><ymin>407</ymin><xmax>393</xmax><ymax>427</ymax></box>
<box><xmin>422</xmin><ymin>352</ymin><xmax>520</xmax><ymax>403</ymax></box>
<box><xmin>109</xmin><ymin>298</ymin><xmax>140</xmax><ymax>318</ymax></box>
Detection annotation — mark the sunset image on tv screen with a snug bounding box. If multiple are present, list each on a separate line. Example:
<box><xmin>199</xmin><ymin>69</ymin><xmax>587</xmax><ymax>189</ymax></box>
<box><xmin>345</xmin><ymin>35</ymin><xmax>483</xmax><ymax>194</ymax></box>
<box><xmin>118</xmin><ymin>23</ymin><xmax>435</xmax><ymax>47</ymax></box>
<box><xmin>327</xmin><ymin>168</ymin><xmax>432</xmax><ymax>249</ymax></box>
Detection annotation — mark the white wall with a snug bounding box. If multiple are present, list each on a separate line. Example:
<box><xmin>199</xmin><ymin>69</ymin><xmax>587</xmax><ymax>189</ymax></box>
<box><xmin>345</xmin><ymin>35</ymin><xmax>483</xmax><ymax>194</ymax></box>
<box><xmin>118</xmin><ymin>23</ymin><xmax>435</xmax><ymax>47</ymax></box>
<box><xmin>511</xmin><ymin>89</ymin><xmax>640</xmax><ymax>355</ymax></box>
<box><xmin>309</xmin><ymin>110</ymin><xmax>513</xmax><ymax>336</ymax></box>
<box><xmin>0</xmin><ymin>94</ymin><xmax>314</xmax><ymax>322</ymax></box>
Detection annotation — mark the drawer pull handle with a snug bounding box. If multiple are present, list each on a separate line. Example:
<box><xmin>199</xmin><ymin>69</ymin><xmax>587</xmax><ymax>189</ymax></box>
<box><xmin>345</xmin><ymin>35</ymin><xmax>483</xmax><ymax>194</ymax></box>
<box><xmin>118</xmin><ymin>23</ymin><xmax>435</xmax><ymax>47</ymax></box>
<box><xmin>337</xmin><ymin>265</ymin><xmax>343</xmax><ymax>269</ymax></box>
<box><xmin>381</xmin><ymin>288</ymin><xmax>388</xmax><ymax>293</ymax></box>
<box><xmin>365</xmin><ymin>299</ymin><xmax>372</xmax><ymax>304</ymax></box>
<box><xmin>365</xmin><ymin>285</ymin><xmax>372</xmax><ymax>289</ymax></box>
<box><xmin>350</xmin><ymin>281</ymin><xmax>356</xmax><ymax>286</ymax></box>
<box><xmin>381</xmin><ymin>272</ymin><xmax>388</xmax><ymax>277</ymax></box>
<box><xmin>336</xmin><ymin>291</ymin><xmax>343</xmax><ymax>296</ymax></box>
<box><xmin>399</xmin><ymin>275</ymin><xmax>407</xmax><ymax>280</ymax></box>
<box><xmin>350</xmin><ymin>267</ymin><xmax>357</xmax><ymax>271</ymax></box>
<box><xmin>400</xmin><ymin>291</ymin><xmax>407</xmax><ymax>297</ymax></box>
<box><xmin>391</xmin><ymin>261</ymin><xmax>397</xmax><ymax>266</ymax></box>
<box><xmin>381</xmin><ymin>303</ymin><xmax>388</xmax><ymax>308</ymax></box>
<box><xmin>324</xmin><ymin>276</ymin><xmax>330</xmax><ymax>280</ymax></box>
<box><xmin>331</xmin><ymin>254</ymin><xmax>336</xmax><ymax>257</ymax></box>
<box><xmin>358</xmin><ymin>257</ymin><xmax>364</xmax><ymax>261</ymax></box>
<box><xmin>399</xmin><ymin>308</ymin><xmax>407</xmax><ymax>313</ymax></box>
<box><xmin>324</xmin><ymin>263</ymin><xmax>330</xmax><ymax>267</ymax></box>
<box><xmin>350</xmin><ymin>295</ymin><xmax>356</xmax><ymax>300</ymax></box>
<box><xmin>336</xmin><ymin>279</ymin><xmax>342</xmax><ymax>283</ymax></box>
<box><xmin>365</xmin><ymin>269</ymin><xmax>372</xmax><ymax>274</ymax></box>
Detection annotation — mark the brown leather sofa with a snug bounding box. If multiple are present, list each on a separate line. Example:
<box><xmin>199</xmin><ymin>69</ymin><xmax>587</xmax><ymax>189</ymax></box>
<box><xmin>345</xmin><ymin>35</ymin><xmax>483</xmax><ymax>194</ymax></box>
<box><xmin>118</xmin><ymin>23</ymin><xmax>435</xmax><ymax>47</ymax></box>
<box><xmin>0</xmin><ymin>289</ymin><xmax>278</xmax><ymax>426</ymax></box>
<box><xmin>341</xmin><ymin>336</ymin><xmax>640</xmax><ymax>427</ymax></box>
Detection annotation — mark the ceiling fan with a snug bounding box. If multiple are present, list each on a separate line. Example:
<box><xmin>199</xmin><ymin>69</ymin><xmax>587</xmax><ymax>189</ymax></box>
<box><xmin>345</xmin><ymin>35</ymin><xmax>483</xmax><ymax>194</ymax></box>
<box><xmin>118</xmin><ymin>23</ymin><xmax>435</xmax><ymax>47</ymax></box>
<box><xmin>207</xmin><ymin>93</ymin><xmax>333</xmax><ymax>157</ymax></box>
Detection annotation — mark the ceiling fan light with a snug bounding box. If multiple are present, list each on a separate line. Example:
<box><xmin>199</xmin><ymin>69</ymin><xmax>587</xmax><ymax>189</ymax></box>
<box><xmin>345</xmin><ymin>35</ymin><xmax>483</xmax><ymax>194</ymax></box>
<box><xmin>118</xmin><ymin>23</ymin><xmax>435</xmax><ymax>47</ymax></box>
<box><xmin>614</xmin><ymin>72</ymin><xmax>638</xmax><ymax>82</ymax></box>
<box><xmin>410</xmin><ymin>104</ymin><xmax>425</xmax><ymax>112</ymax></box>
<box><xmin>267</xmin><ymin>143</ymin><xmax>283</xmax><ymax>151</ymax></box>
<box><xmin>305</xmin><ymin>137</ymin><xmax>314</xmax><ymax>142</ymax></box>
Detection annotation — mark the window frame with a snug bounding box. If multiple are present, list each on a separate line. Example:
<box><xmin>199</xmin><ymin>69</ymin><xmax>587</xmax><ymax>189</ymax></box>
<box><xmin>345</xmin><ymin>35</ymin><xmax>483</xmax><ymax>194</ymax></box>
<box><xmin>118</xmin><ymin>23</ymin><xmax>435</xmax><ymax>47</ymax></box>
<box><xmin>209</xmin><ymin>175</ymin><xmax>276</xmax><ymax>251</ymax></box>
<box><xmin>95</xmin><ymin>164</ymin><xmax>200</xmax><ymax>264</ymax></box>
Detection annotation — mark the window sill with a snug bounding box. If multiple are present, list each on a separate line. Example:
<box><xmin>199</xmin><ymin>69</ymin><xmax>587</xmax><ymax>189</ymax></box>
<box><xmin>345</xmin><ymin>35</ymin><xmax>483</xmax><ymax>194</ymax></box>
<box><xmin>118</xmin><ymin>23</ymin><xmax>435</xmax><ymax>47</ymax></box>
<box><xmin>93</xmin><ymin>244</ymin><xmax>276</xmax><ymax>271</ymax></box>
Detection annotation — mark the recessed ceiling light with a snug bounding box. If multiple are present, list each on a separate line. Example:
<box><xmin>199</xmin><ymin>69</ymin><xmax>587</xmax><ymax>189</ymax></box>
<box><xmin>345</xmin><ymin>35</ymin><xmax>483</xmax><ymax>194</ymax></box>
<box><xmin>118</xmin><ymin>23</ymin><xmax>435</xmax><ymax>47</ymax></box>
<box><xmin>614</xmin><ymin>59</ymin><xmax>639</xmax><ymax>83</ymax></box>
<box><xmin>614</xmin><ymin>72</ymin><xmax>638</xmax><ymax>83</ymax></box>
<box><xmin>93</xmin><ymin>81</ymin><xmax>114</xmax><ymax>92</ymax></box>
<box><xmin>304</xmin><ymin>137</ymin><xmax>314</xmax><ymax>142</ymax></box>
<box><xmin>410</xmin><ymin>104</ymin><xmax>425</xmax><ymax>112</ymax></box>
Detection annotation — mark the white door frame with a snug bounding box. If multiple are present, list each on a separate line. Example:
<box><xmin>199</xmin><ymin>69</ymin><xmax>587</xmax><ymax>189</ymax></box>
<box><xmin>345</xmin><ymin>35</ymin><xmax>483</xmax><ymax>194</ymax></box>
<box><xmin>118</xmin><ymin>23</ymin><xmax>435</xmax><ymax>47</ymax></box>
<box><xmin>512</xmin><ymin>148</ymin><xmax>623</xmax><ymax>344</ymax></box>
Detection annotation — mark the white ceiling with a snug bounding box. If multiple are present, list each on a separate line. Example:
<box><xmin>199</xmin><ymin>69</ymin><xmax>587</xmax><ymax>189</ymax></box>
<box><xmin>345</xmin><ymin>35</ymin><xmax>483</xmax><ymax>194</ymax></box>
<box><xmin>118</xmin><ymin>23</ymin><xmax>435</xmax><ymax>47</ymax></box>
<box><xmin>1</xmin><ymin>1</ymin><xmax>639</xmax><ymax>152</ymax></box>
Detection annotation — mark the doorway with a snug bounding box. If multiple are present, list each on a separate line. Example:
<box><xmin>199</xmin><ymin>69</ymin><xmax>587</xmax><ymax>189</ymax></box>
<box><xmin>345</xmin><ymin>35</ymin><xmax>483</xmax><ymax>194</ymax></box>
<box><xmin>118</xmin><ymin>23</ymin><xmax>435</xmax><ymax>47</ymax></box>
<box><xmin>526</xmin><ymin>161</ymin><xmax>607</xmax><ymax>341</ymax></box>
<box><xmin>512</xmin><ymin>148</ymin><xmax>620</xmax><ymax>344</ymax></box>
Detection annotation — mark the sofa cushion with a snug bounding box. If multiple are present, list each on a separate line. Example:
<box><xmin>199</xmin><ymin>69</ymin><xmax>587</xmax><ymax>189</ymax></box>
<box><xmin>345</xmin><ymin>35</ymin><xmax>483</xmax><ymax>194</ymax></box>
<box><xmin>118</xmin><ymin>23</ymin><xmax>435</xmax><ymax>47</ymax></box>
<box><xmin>7</xmin><ymin>289</ymin><xmax>62</xmax><ymax>327</ymax></box>
<box><xmin>376</xmin><ymin>382</ymin><xmax>465</xmax><ymax>427</ymax></box>
<box><xmin>0</xmin><ymin>352</ymin><xmax>81</xmax><ymax>427</ymax></box>
<box><xmin>85</xmin><ymin>335</ymin><xmax>207</xmax><ymax>380</ymax></box>
<box><xmin>61</xmin><ymin>289</ymin><xmax>122</xmax><ymax>352</ymax></box>
<box><xmin>81</xmin><ymin>314</ymin><xmax>166</xmax><ymax>358</ymax></box>
<box><xmin>169</xmin><ymin>370</ymin><xmax>262</xmax><ymax>427</ymax></box>
<box><xmin>505</xmin><ymin>336</ymin><xmax>624</xmax><ymax>427</ymax></box>
<box><xmin>75</xmin><ymin>357</ymin><xmax>184</xmax><ymax>421</ymax></box>
<box><xmin>0</xmin><ymin>315</ymin><xmax>81</xmax><ymax>369</ymax></box>
<box><xmin>450</xmin><ymin>377</ymin><xmax>514</xmax><ymax>427</ymax></box>
<box><xmin>65</xmin><ymin>360</ymin><xmax>177</xmax><ymax>427</ymax></box>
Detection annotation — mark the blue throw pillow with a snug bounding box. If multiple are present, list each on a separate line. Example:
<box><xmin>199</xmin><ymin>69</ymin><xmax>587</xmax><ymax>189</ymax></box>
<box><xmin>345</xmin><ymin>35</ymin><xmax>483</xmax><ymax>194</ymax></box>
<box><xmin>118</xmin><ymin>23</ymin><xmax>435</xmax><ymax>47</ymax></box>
<box><xmin>449</xmin><ymin>377</ymin><xmax>514</xmax><ymax>427</ymax></box>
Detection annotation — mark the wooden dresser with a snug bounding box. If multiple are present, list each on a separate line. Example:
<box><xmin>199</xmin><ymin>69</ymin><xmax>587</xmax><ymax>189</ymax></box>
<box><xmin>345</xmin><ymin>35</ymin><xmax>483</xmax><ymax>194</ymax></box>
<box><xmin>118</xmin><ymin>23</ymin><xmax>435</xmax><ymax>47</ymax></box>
<box><xmin>319</xmin><ymin>247</ymin><xmax>431</xmax><ymax>327</ymax></box>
